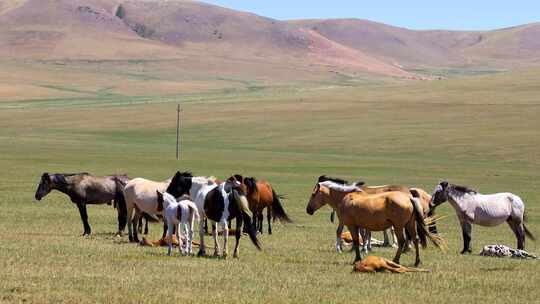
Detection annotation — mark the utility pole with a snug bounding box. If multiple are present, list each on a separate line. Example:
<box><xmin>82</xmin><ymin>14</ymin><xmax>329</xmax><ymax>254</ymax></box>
<box><xmin>176</xmin><ymin>104</ymin><xmax>181</xmax><ymax>160</ymax></box>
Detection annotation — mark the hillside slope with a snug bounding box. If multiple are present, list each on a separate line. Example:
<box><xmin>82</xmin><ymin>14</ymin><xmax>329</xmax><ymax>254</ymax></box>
<box><xmin>0</xmin><ymin>0</ymin><xmax>415</xmax><ymax>78</ymax></box>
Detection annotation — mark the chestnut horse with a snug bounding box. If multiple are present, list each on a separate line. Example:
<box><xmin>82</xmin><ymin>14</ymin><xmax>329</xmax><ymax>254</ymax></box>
<box><xmin>233</xmin><ymin>174</ymin><xmax>291</xmax><ymax>234</ymax></box>
<box><xmin>306</xmin><ymin>180</ymin><xmax>444</xmax><ymax>265</ymax></box>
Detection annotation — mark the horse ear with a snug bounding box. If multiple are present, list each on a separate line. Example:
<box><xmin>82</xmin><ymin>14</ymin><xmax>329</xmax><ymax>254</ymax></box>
<box><xmin>440</xmin><ymin>181</ymin><xmax>449</xmax><ymax>188</ymax></box>
<box><xmin>42</xmin><ymin>172</ymin><xmax>50</xmax><ymax>180</ymax></box>
<box><xmin>355</xmin><ymin>180</ymin><xmax>365</xmax><ymax>187</ymax></box>
<box><xmin>156</xmin><ymin>190</ymin><xmax>163</xmax><ymax>201</ymax></box>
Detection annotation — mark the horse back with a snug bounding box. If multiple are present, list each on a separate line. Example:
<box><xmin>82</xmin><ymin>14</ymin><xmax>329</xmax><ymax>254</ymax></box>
<box><xmin>124</xmin><ymin>178</ymin><xmax>167</xmax><ymax>210</ymax></box>
<box><xmin>255</xmin><ymin>181</ymin><xmax>273</xmax><ymax>206</ymax></box>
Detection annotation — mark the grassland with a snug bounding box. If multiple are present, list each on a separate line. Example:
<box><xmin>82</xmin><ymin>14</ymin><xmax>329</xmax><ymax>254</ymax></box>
<box><xmin>0</xmin><ymin>65</ymin><xmax>539</xmax><ymax>303</ymax></box>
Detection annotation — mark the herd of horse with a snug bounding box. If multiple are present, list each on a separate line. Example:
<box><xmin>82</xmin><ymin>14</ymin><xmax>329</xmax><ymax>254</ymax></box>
<box><xmin>34</xmin><ymin>171</ymin><xmax>535</xmax><ymax>266</ymax></box>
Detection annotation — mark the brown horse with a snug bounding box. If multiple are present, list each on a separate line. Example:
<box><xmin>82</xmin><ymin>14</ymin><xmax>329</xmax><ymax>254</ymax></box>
<box><xmin>306</xmin><ymin>180</ymin><xmax>444</xmax><ymax>265</ymax></box>
<box><xmin>233</xmin><ymin>174</ymin><xmax>291</xmax><ymax>234</ymax></box>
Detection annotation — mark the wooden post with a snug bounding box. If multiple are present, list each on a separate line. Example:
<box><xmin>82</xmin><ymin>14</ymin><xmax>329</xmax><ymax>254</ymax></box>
<box><xmin>176</xmin><ymin>104</ymin><xmax>181</xmax><ymax>160</ymax></box>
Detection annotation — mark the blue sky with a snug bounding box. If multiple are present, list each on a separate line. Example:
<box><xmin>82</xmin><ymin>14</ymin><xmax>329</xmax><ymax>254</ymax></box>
<box><xmin>203</xmin><ymin>1</ymin><xmax>540</xmax><ymax>30</ymax></box>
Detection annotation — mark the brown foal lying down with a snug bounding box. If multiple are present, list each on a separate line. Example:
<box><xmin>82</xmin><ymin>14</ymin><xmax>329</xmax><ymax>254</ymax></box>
<box><xmin>353</xmin><ymin>256</ymin><xmax>430</xmax><ymax>273</ymax></box>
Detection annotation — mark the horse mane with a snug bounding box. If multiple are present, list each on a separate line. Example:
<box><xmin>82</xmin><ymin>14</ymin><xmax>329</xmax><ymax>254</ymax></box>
<box><xmin>52</xmin><ymin>173</ymin><xmax>90</xmax><ymax>185</ymax></box>
<box><xmin>318</xmin><ymin>175</ymin><xmax>349</xmax><ymax>185</ymax></box>
<box><xmin>450</xmin><ymin>184</ymin><xmax>477</xmax><ymax>196</ymax></box>
<box><xmin>319</xmin><ymin>181</ymin><xmax>361</xmax><ymax>192</ymax></box>
<box><xmin>244</xmin><ymin>177</ymin><xmax>258</xmax><ymax>194</ymax></box>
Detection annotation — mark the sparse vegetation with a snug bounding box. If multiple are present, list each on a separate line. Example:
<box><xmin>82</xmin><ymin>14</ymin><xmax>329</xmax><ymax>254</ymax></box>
<box><xmin>0</xmin><ymin>69</ymin><xmax>539</xmax><ymax>303</ymax></box>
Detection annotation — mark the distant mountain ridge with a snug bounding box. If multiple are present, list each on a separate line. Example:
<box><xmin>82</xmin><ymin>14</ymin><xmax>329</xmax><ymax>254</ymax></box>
<box><xmin>1</xmin><ymin>0</ymin><xmax>538</xmax><ymax>79</ymax></box>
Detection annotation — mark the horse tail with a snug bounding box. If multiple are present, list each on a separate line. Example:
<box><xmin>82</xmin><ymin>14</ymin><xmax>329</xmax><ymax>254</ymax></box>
<box><xmin>522</xmin><ymin>210</ymin><xmax>536</xmax><ymax>240</ymax></box>
<box><xmin>410</xmin><ymin>195</ymin><xmax>446</xmax><ymax>250</ymax></box>
<box><xmin>234</xmin><ymin>190</ymin><xmax>262</xmax><ymax>251</ymax></box>
<box><xmin>271</xmin><ymin>189</ymin><xmax>292</xmax><ymax>223</ymax></box>
<box><xmin>410</xmin><ymin>190</ymin><xmax>427</xmax><ymax>247</ymax></box>
<box><xmin>114</xmin><ymin>178</ymin><xmax>128</xmax><ymax>231</ymax></box>
<box><xmin>187</xmin><ymin>201</ymin><xmax>200</xmax><ymax>221</ymax></box>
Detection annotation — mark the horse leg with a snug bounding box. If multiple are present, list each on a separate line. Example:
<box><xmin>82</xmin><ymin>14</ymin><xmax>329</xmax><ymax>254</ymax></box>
<box><xmin>348</xmin><ymin>225</ymin><xmax>362</xmax><ymax>263</ymax></box>
<box><xmin>138</xmin><ymin>217</ymin><xmax>143</xmax><ymax>234</ymax></box>
<box><xmin>233</xmin><ymin>216</ymin><xmax>243</xmax><ymax>258</ymax></box>
<box><xmin>212</xmin><ymin>221</ymin><xmax>220</xmax><ymax>257</ymax></box>
<box><xmin>335</xmin><ymin>222</ymin><xmax>344</xmax><ymax>253</ymax></box>
<box><xmin>166</xmin><ymin>222</ymin><xmax>174</xmax><ymax>256</ymax></box>
<box><xmin>360</xmin><ymin>229</ymin><xmax>370</xmax><ymax>253</ymax></box>
<box><xmin>391</xmin><ymin>227</ymin><xmax>398</xmax><ymax>248</ymax></box>
<box><xmin>126</xmin><ymin>204</ymin><xmax>134</xmax><ymax>242</ymax></box>
<box><xmin>406</xmin><ymin>220</ymin><xmax>421</xmax><ymax>266</ymax></box>
<box><xmin>179</xmin><ymin>223</ymin><xmax>186</xmax><ymax>255</ymax></box>
<box><xmin>76</xmin><ymin>202</ymin><xmax>92</xmax><ymax>236</ymax></box>
<box><xmin>460</xmin><ymin>220</ymin><xmax>473</xmax><ymax>254</ymax></box>
<box><xmin>267</xmin><ymin>207</ymin><xmax>273</xmax><ymax>235</ymax></box>
<box><xmin>257</xmin><ymin>212</ymin><xmax>264</xmax><ymax>234</ymax></box>
<box><xmin>161</xmin><ymin>220</ymin><xmax>168</xmax><ymax>239</ymax></box>
<box><xmin>221</xmin><ymin>221</ymin><xmax>229</xmax><ymax>259</ymax></box>
<box><xmin>197</xmin><ymin>219</ymin><xmax>206</xmax><ymax>257</ymax></box>
<box><xmin>507</xmin><ymin>218</ymin><xmax>525</xmax><ymax>250</ymax></box>
<box><xmin>132</xmin><ymin>211</ymin><xmax>141</xmax><ymax>243</ymax></box>
<box><xmin>383</xmin><ymin>229</ymin><xmax>391</xmax><ymax>247</ymax></box>
<box><xmin>115</xmin><ymin>197</ymin><xmax>127</xmax><ymax>236</ymax></box>
<box><xmin>144</xmin><ymin>218</ymin><xmax>149</xmax><ymax>235</ymax></box>
<box><xmin>393</xmin><ymin>227</ymin><xmax>406</xmax><ymax>264</ymax></box>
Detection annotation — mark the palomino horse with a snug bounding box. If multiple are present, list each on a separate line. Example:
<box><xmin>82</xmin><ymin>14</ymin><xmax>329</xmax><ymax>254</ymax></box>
<box><xmin>167</xmin><ymin>174</ymin><xmax>261</xmax><ymax>257</ymax></box>
<box><xmin>156</xmin><ymin>192</ymin><xmax>199</xmax><ymax>256</ymax></box>
<box><xmin>430</xmin><ymin>181</ymin><xmax>535</xmax><ymax>253</ymax></box>
<box><xmin>306</xmin><ymin>180</ymin><xmax>444</xmax><ymax>265</ymax></box>
<box><xmin>233</xmin><ymin>174</ymin><xmax>291</xmax><ymax>234</ymax></box>
<box><xmin>123</xmin><ymin>171</ymin><xmax>192</xmax><ymax>242</ymax></box>
<box><xmin>34</xmin><ymin>172</ymin><xmax>129</xmax><ymax>236</ymax></box>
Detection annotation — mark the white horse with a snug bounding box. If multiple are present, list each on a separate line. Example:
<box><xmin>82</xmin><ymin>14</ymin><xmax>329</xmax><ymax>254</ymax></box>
<box><xmin>156</xmin><ymin>191</ymin><xmax>199</xmax><ymax>256</ymax></box>
<box><xmin>168</xmin><ymin>175</ymin><xmax>219</xmax><ymax>256</ymax></box>
<box><xmin>123</xmin><ymin>171</ymin><xmax>192</xmax><ymax>242</ymax></box>
<box><xmin>430</xmin><ymin>181</ymin><xmax>535</xmax><ymax>253</ymax></box>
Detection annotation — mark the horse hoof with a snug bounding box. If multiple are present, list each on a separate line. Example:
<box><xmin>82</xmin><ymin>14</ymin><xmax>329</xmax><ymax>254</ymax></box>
<box><xmin>197</xmin><ymin>250</ymin><xmax>206</xmax><ymax>257</ymax></box>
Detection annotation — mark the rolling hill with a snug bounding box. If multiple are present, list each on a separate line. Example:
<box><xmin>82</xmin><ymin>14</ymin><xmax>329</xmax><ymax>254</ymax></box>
<box><xmin>0</xmin><ymin>0</ymin><xmax>538</xmax><ymax>83</ymax></box>
<box><xmin>290</xmin><ymin>19</ymin><xmax>540</xmax><ymax>68</ymax></box>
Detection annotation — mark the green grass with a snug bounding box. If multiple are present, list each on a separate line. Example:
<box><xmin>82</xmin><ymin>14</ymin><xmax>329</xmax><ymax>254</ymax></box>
<box><xmin>0</xmin><ymin>68</ymin><xmax>539</xmax><ymax>303</ymax></box>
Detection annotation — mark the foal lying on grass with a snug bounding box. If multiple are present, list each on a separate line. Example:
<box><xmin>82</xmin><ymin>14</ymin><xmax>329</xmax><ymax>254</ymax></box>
<box><xmin>353</xmin><ymin>256</ymin><xmax>430</xmax><ymax>273</ymax></box>
<box><xmin>156</xmin><ymin>191</ymin><xmax>199</xmax><ymax>256</ymax></box>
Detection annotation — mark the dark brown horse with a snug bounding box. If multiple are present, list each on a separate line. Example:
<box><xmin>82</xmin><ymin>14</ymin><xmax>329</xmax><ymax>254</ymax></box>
<box><xmin>34</xmin><ymin>172</ymin><xmax>129</xmax><ymax>235</ymax></box>
<box><xmin>233</xmin><ymin>174</ymin><xmax>291</xmax><ymax>234</ymax></box>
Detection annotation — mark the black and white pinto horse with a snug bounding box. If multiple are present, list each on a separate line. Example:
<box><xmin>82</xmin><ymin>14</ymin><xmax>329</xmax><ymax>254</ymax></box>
<box><xmin>169</xmin><ymin>174</ymin><xmax>261</xmax><ymax>258</ymax></box>
<box><xmin>430</xmin><ymin>181</ymin><xmax>535</xmax><ymax>253</ymax></box>
<box><xmin>34</xmin><ymin>172</ymin><xmax>129</xmax><ymax>235</ymax></box>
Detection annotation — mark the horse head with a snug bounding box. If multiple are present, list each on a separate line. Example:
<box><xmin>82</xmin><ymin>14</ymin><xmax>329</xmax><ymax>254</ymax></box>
<box><xmin>166</xmin><ymin>171</ymin><xmax>193</xmax><ymax>198</ymax></box>
<box><xmin>306</xmin><ymin>182</ymin><xmax>329</xmax><ymax>215</ymax></box>
<box><xmin>35</xmin><ymin>173</ymin><xmax>53</xmax><ymax>201</ymax></box>
<box><xmin>430</xmin><ymin>181</ymin><xmax>449</xmax><ymax>209</ymax></box>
